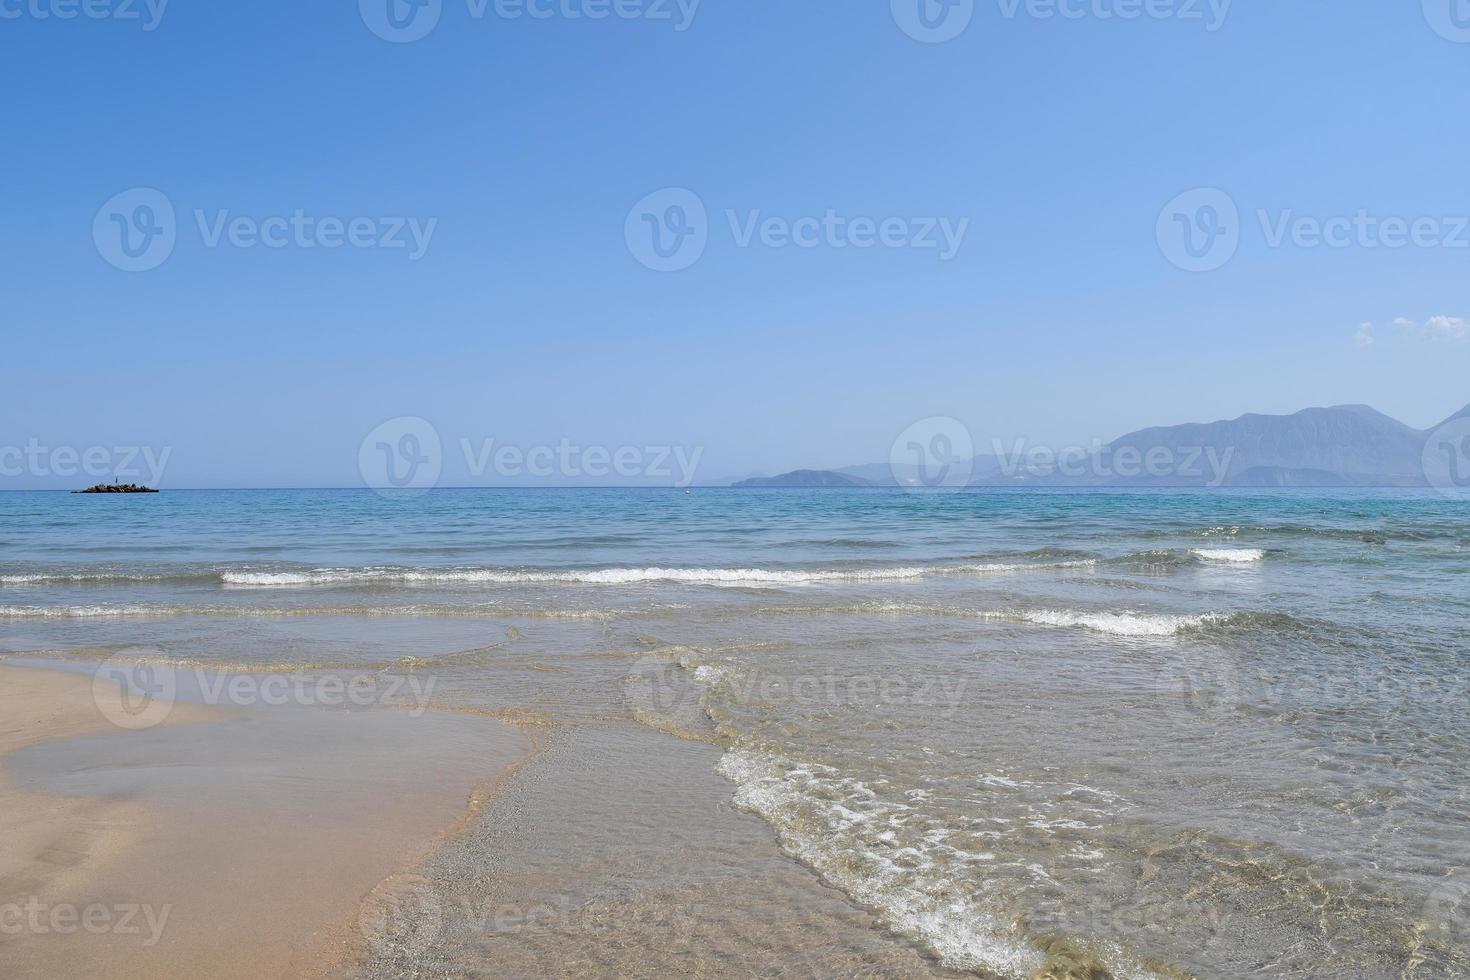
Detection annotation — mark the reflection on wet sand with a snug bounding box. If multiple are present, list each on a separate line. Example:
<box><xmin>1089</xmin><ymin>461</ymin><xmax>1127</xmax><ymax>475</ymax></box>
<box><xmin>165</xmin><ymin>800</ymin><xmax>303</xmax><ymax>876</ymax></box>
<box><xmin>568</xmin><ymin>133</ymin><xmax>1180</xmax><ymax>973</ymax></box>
<box><xmin>0</xmin><ymin>664</ymin><xmax>529</xmax><ymax>980</ymax></box>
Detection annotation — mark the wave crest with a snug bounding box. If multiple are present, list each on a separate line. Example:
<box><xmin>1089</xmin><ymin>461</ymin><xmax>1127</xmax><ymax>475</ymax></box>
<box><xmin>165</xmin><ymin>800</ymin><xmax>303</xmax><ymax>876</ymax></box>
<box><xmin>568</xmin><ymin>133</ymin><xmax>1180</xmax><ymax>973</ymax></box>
<box><xmin>219</xmin><ymin>559</ymin><xmax>1099</xmax><ymax>588</ymax></box>
<box><xmin>1191</xmin><ymin>548</ymin><xmax>1266</xmax><ymax>563</ymax></box>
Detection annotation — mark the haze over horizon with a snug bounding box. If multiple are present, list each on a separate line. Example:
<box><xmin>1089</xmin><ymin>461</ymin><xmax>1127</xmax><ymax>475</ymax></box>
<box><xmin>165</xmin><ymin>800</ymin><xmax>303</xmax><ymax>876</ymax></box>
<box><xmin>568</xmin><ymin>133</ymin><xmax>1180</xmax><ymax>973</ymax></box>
<box><xmin>5</xmin><ymin>399</ymin><xmax>1468</xmax><ymax>490</ymax></box>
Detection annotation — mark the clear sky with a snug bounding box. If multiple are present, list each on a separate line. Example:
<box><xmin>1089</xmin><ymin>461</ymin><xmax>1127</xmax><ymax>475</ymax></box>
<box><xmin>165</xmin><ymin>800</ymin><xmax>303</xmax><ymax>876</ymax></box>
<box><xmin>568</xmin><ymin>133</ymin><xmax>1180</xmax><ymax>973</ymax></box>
<box><xmin>3</xmin><ymin>0</ymin><xmax>1469</xmax><ymax>487</ymax></box>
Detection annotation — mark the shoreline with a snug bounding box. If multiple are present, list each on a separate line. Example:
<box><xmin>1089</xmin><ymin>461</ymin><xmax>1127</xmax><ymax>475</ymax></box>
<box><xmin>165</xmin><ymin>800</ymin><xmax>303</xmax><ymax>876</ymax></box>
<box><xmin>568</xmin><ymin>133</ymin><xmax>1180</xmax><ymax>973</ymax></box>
<box><xmin>336</xmin><ymin>718</ymin><xmax>551</xmax><ymax>974</ymax></box>
<box><xmin>0</xmin><ymin>661</ymin><xmax>532</xmax><ymax>979</ymax></box>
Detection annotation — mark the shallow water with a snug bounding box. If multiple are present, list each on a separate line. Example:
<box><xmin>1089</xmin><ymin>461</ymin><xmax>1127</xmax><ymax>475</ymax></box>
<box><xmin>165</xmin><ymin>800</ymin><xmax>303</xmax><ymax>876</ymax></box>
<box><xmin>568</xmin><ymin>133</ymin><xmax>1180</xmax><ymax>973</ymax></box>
<box><xmin>2</xmin><ymin>488</ymin><xmax>1467</xmax><ymax>978</ymax></box>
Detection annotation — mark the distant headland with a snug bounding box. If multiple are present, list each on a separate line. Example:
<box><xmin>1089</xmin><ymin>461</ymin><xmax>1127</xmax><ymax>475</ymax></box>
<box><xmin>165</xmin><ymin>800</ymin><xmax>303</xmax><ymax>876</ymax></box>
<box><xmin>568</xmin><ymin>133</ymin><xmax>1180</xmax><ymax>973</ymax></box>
<box><xmin>729</xmin><ymin>402</ymin><xmax>1470</xmax><ymax>488</ymax></box>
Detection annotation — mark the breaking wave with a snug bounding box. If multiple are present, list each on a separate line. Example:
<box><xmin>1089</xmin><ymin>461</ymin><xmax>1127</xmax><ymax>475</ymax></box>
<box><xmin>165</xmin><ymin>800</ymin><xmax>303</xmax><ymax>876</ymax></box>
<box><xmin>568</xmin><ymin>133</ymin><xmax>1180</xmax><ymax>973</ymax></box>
<box><xmin>768</xmin><ymin>602</ymin><xmax>1230</xmax><ymax>637</ymax></box>
<box><xmin>3</xmin><ymin>548</ymin><xmax>1273</xmax><ymax>593</ymax></box>
<box><xmin>715</xmin><ymin>749</ymin><xmax>1165</xmax><ymax>979</ymax></box>
<box><xmin>218</xmin><ymin>560</ymin><xmax>1099</xmax><ymax>588</ymax></box>
<box><xmin>1190</xmin><ymin>548</ymin><xmax>1267</xmax><ymax>563</ymax></box>
<box><xmin>0</xmin><ymin>603</ymin><xmax>617</xmax><ymax>620</ymax></box>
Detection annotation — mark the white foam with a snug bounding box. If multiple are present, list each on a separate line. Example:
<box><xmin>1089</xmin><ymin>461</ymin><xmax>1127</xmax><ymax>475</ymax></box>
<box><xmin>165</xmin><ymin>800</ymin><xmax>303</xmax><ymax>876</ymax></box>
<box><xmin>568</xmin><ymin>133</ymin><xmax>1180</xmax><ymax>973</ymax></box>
<box><xmin>0</xmin><ymin>603</ymin><xmax>613</xmax><ymax>620</ymax></box>
<box><xmin>716</xmin><ymin>749</ymin><xmax>1046</xmax><ymax>977</ymax></box>
<box><xmin>1021</xmin><ymin>609</ymin><xmax>1223</xmax><ymax>637</ymax></box>
<box><xmin>0</xmin><ymin>604</ymin><xmax>164</xmax><ymax>618</ymax></box>
<box><xmin>785</xmin><ymin>602</ymin><xmax>1224</xmax><ymax>636</ymax></box>
<box><xmin>0</xmin><ymin>572</ymin><xmax>163</xmax><ymax>584</ymax></box>
<box><xmin>1191</xmin><ymin>548</ymin><xmax>1266</xmax><ymax>563</ymax></box>
<box><xmin>691</xmin><ymin>665</ymin><xmax>727</xmax><ymax>684</ymax></box>
<box><xmin>219</xmin><ymin>559</ymin><xmax>1097</xmax><ymax>589</ymax></box>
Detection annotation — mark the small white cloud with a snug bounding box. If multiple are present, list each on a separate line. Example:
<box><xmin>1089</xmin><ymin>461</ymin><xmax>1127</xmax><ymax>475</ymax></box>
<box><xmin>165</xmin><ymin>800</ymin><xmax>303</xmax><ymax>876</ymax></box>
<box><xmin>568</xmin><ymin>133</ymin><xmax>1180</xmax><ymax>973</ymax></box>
<box><xmin>1354</xmin><ymin>322</ymin><xmax>1374</xmax><ymax>348</ymax></box>
<box><xmin>1425</xmin><ymin>315</ymin><xmax>1469</xmax><ymax>340</ymax></box>
<box><xmin>1380</xmin><ymin>316</ymin><xmax>1468</xmax><ymax>342</ymax></box>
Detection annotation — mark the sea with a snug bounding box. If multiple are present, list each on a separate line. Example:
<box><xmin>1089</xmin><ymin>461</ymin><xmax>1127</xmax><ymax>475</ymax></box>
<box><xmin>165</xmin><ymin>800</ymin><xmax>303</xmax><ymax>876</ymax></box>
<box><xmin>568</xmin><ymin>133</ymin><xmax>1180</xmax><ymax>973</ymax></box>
<box><xmin>1</xmin><ymin>487</ymin><xmax>1467</xmax><ymax>979</ymax></box>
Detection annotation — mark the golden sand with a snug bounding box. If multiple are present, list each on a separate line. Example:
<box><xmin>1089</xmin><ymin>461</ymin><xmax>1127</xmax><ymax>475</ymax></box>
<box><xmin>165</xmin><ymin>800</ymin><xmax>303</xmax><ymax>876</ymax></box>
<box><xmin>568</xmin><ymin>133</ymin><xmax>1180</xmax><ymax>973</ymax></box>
<box><xmin>0</xmin><ymin>663</ymin><xmax>530</xmax><ymax>979</ymax></box>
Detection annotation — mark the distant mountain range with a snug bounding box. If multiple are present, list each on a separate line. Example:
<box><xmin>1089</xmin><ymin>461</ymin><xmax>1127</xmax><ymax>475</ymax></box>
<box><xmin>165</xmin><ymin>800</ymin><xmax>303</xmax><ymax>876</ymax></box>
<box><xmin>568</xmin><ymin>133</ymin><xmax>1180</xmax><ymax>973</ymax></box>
<box><xmin>733</xmin><ymin>469</ymin><xmax>873</xmax><ymax>488</ymax></box>
<box><xmin>732</xmin><ymin>403</ymin><xmax>1470</xmax><ymax>488</ymax></box>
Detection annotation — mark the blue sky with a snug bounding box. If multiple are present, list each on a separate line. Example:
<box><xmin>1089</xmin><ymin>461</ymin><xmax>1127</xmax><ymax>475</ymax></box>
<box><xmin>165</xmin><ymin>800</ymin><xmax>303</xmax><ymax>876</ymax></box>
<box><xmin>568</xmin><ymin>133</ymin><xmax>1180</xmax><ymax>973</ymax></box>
<box><xmin>3</xmin><ymin>0</ymin><xmax>1468</xmax><ymax>487</ymax></box>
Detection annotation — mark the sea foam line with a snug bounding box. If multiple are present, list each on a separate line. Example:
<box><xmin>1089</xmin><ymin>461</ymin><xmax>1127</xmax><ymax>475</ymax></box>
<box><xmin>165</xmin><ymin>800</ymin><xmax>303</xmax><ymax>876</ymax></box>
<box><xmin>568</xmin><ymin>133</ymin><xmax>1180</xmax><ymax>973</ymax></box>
<box><xmin>716</xmin><ymin>748</ymin><xmax>1048</xmax><ymax>978</ymax></box>
<box><xmin>0</xmin><ymin>572</ymin><xmax>204</xmax><ymax>585</ymax></box>
<box><xmin>713</xmin><ymin>749</ymin><xmax>1170</xmax><ymax>979</ymax></box>
<box><xmin>218</xmin><ymin>559</ymin><xmax>1098</xmax><ymax>588</ymax></box>
<box><xmin>0</xmin><ymin>599</ymin><xmax>1226</xmax><ymax>636</ymax></box>
<box><xmin>0</xmin><ymin>604</ymin><xmax>615</xmax><ymax>620</ymax></box>
<box><xmin>1018</xmin><ymin>609</ymin><xmax>1224</xmax><ymax>637</ymax></box>
<box><xmin>0</xmin><ymin>604</ymin><xmax>166</xmax><ymax>618</ymax></box>
<box><xmin>0</xmin><ymin>549</ymin><xmax>1268</xmax><ymax>589</ymax></box>
<box><xmin>1191</xmin><ymin>548</ymin><xmax>1266</xmax><ymax>563</ymax></box>
<box><xmin>779</xmin><ymin>602</ymin><xmax>1225</xmax><ymax>637</ymax></box>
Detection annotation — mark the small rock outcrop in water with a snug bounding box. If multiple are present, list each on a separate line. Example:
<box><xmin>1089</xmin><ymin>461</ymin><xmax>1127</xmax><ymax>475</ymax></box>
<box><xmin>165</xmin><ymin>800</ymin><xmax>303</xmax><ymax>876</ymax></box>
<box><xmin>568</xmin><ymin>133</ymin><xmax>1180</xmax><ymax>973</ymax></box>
<box><xmin>73</xmin><ymin>483</ymin><xmax>159</xmax><ymax>494</ymax></box>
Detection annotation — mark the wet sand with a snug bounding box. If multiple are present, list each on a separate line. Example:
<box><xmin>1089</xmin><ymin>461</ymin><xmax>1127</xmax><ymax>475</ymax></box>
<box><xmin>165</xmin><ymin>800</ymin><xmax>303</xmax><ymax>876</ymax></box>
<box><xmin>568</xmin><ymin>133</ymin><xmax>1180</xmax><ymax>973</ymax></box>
<box><xmin>346</xmin><ymin>723</ymin><xmax>947</xmax><ymax>979</ymax></box>
<box><xmin>0</xmin><ymin>663</ymin><xmax>531</xmax><ymax>979</ymax></box>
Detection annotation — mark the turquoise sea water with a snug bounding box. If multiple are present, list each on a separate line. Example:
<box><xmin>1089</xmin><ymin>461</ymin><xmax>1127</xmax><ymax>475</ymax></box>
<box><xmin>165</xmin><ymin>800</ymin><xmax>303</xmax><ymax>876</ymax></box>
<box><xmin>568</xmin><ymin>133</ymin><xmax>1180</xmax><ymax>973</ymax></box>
<box><xmin>3</xmin><ymin>485</ymin><xmax>1466</xmax><ymax>585</ymax></box>
<box><xmin>2</xmin><ymin>488</ymin><xmax>1468</xmax><ymax>978</ymax></box>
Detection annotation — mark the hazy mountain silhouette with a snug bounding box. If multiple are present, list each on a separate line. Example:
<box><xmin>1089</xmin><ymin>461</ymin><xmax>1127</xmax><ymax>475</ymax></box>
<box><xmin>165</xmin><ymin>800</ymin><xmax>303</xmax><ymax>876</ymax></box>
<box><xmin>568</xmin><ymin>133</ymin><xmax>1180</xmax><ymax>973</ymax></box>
<box><xmin>733</xmin><ymin>469</ymin><xmax>875</xmax><ymax>488</ymax></box>
<box><xmin>739</xmin><ymin>404</ymin><xmax>1470</xmax><ymax>488</ymax></box>
<box><xmin>1091</xmin><ymin>404</ymin><xmax>1431</xmax><ymax>487</ymax></box>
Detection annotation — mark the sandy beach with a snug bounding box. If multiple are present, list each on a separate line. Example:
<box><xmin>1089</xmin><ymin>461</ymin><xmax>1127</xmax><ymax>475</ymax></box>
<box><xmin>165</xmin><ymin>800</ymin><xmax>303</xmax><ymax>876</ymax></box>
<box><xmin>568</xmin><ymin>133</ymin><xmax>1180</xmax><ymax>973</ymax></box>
<box><xmin>0</xmin><ymin>663</ymin><xmax>531</xmax><ymax>980</ymax></box>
